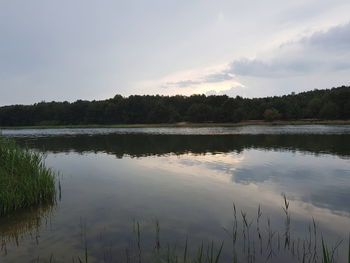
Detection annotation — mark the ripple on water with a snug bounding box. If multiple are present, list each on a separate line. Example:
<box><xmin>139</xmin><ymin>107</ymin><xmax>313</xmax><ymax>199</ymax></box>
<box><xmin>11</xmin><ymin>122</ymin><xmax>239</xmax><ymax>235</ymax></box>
<box><xmin>2</xmin><ymin>125</ymin><xmax>350</xmax><ymax>138</ymax></box>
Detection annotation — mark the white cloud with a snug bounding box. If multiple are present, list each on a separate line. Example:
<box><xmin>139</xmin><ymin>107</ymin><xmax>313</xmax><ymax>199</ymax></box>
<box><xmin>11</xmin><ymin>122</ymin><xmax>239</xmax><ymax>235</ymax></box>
<box><xmin>151</xmin><ymin>22</ymin><xmax>350</xmax><ymax>98</ymax></box>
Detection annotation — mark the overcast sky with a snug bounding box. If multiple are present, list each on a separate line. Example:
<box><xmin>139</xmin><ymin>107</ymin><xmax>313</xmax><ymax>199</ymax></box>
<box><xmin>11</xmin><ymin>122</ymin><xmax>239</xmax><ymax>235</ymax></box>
<box><xmin>1</xmin><ymin>0</ymin><xmax>350</xmax><ymax>105</ymax></box>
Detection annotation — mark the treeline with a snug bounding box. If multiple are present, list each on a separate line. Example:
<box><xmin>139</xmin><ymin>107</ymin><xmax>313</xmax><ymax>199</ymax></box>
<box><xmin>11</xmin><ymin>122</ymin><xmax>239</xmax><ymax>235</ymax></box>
<box><xmin>0</xmin><ymin>86</ymin><xmax>349</xmax><ymax>126</ymax></box>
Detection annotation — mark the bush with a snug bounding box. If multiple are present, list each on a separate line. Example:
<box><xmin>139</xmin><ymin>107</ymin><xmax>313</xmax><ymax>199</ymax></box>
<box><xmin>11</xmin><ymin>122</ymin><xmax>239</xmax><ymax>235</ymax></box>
<box><xmin>263</xmin><ymin>108</ymin><xmax>281</xmax><ymax>121</ymax></box>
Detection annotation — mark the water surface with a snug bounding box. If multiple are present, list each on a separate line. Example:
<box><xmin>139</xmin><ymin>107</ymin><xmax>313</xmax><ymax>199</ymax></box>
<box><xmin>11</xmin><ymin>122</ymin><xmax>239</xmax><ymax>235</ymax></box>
<box><xmin>1</xmin><ymin>126</ymin><xmax>350</xmax><ymax>262</ymax></box>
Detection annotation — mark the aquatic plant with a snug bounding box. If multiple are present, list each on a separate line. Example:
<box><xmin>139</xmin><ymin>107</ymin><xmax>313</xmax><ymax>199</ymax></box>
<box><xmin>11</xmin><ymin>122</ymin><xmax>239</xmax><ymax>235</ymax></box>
<box><xmin>0</xmin><ymin>137</ymin><xmax>56</xmax><ymax>216</ymax></box>
<box><xmin>67</xmin><ymin>198</ymin><xmax>349</xmax><ymax>263</ymax></box>
<box><xmin>1</xmin><ymin>182</ymin><xmax>349</xmax><ymax>262</ymax></box>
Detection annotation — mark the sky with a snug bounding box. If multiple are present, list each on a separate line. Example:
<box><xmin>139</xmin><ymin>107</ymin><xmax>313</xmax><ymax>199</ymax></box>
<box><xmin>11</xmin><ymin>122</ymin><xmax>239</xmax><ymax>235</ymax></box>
<box><xmin>1</xmin><ymin>0</ymin><xmax>350</xmax><ymax>105</ymax></box>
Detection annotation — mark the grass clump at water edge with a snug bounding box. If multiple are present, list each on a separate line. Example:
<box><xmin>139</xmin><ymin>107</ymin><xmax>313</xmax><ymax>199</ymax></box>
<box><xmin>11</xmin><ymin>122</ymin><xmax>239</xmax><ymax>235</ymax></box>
<box><xmin>0</xmin><ymin>137</ymin><xmax>56</xmax><ymax>216</ymax></box>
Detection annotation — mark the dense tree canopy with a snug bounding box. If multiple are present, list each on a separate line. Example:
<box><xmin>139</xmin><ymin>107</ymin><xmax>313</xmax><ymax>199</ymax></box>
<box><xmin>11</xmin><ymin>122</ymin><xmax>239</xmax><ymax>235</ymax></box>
<box><xmin>0</xmin><ymin>86</ymin><xmax>349</xmax><ymax>126</ymax></box>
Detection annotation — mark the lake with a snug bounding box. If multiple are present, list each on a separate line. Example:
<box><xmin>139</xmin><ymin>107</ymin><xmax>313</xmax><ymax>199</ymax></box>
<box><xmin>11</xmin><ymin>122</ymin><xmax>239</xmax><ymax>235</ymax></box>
<box><xmin>1</xmin><ymin>125</ymin><xmax>350</xmax><ymax>263</ymax></box>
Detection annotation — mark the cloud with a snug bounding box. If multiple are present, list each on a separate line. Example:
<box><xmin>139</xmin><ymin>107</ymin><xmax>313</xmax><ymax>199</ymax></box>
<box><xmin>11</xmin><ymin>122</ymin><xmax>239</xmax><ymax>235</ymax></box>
<box><xmin>202</xmin><ymin>72</ymin><xmax>235</xmax><ymax>83</ymax></box>
<box><xmin>229</xmin><ymin>22</ymin><xmax>350</xmax><ymax>78</ymax></box>
<box><xmin>163</xmin><ymin>72</ymin><xmax>236</xmax><ymax>89</ymax></box>
<box><xmin>305</xmin><ymin>22</ymin><xmax>350</xmax><ymax>51</ymax></box>
<box><xmin>1</xmin><ymin>1</ymin><xmax>350</xmax><ymax>104</ymax></box>
<box><xmin>163</xmin><ymin>80</ymin><xmax>200</xmax><ymax>88</ymax></box>
<box><xmin>159</xmin><ymin>22</ymin><xmax>350</xmax><ymax>94</ymax></box>
<box><xmin>229</xmin><ymin>59</ymin><xmax>317</xmax><ymax>78</ymax></box>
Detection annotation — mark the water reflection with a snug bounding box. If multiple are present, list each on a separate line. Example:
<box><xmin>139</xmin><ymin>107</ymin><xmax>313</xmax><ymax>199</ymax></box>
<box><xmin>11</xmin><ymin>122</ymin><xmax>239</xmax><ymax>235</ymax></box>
<box><xmin>13</xmin><ymin>134</ymin><xmax>350</xmax><ymax>159</ymax></box>
<box><xmin>0</xmin><ymin>132</ymin><xmax>349</xmax><ymax>262</ymax></box>
<box><xmin>0</xmin><ymin>202</ymin><xmax>54</xmax><ymax>250</ymax></box>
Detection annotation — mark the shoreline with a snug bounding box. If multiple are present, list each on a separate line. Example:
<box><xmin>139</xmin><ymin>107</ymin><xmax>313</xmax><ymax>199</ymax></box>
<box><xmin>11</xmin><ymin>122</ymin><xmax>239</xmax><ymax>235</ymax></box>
<box><xmin>1</xmin><ymin>120</ymin><xmax>350</xmax><ymax>130</ymax></box>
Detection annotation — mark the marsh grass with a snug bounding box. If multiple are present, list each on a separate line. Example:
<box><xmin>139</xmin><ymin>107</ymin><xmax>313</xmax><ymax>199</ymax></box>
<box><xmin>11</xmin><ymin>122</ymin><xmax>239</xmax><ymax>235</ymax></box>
<box><xmin>0</xmin><ymin>137</ymin><xmax>56</xmax><ymax>216</ymax></box>
<box><xmin>1</xmin><ymin>191</ymin><xmax>349</xmax><ymax>263</ymax></box>
<box><xmin>66</xmin><ymin>197</ymin><xmax>348</xmax><ymax>263</ymax></box>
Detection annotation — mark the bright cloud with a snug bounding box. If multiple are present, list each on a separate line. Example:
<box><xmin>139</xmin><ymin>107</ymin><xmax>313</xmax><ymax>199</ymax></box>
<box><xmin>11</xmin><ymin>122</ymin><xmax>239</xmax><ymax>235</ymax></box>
<box><xmin>152</xmin><ymin>22</ymin><xmax>350</xmax><ymax>98</ymax></box>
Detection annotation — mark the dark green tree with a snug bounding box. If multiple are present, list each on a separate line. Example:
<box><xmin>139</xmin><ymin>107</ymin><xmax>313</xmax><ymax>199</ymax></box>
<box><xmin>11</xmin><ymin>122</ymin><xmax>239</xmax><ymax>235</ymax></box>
<box><xmin>263</xmin><ymin>108</ymin><xmax>281</xmax><ymax>121</ymax></box>
<box><xmin>319</xmin><ymin>102</ymin><xmax>338</xmax><ymax>119</ymax></box>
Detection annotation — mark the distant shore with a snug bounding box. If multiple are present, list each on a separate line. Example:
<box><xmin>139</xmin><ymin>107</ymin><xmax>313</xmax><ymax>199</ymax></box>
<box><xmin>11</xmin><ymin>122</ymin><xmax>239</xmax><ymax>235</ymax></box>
<box><xmin>1</xmin><ymin>120</ymin><xmax>350</xmax><ymax>130</ymax></box>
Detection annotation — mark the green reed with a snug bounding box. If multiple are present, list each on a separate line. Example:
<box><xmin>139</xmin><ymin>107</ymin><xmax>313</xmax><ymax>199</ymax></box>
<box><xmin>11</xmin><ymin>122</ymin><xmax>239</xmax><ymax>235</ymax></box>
<box><xmin>0</xmin><ymin>137</ymin><xmax>56</xmax><ymax>216</ymax></box>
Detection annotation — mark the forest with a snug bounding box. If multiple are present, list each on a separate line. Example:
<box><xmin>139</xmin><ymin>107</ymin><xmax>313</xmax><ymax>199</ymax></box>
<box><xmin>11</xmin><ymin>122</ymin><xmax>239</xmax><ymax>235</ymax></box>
<box><xmin>0</xmin><ymin>86</ymin><xmax>349</xmax><ymax>126</ymax></box>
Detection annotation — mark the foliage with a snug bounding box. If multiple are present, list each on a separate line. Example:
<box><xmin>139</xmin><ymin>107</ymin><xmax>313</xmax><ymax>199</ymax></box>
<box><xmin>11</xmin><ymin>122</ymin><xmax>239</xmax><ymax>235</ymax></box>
<box><xmin>263</xmin><ymin>108</ymin><xmax>281</xmax><ymax>121</ymax></box>
<box><xmin>0</xmin><ymin>138</ymin><xmax>56</xmax><ymax>216</ymax></box>
<box><xmin>0</xmin><ymin>86</ymin><xmax>350</xmax><ymax>126</ymax></box>
<box><xmin>319</xmin><ymin>102</ymin><xmax>339</xmax><ymax>119</ymax></box>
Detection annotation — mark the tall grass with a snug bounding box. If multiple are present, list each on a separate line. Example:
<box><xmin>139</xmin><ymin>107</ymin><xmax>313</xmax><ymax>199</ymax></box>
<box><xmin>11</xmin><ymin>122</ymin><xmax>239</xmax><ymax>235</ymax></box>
<box><xmin>0</xmin><ymin>137</ymin><xmax>56</xmax><ymax>216</ymax></box>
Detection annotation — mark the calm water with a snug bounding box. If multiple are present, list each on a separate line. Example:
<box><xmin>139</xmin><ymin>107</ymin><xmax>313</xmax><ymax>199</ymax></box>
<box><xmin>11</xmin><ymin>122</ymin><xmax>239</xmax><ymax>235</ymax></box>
<box><xmin>1</xmin><ymin>126</ymin><xmax>350</xmax><ymax>262</ymax></box>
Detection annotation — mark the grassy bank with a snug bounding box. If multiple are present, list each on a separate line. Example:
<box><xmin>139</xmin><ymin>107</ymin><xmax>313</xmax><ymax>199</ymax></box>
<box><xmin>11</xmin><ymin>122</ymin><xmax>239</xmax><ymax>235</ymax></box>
<box><xmin>0</xmin><ymin>137</ymin><xmax>56</xmax><ymax>216</ymax></box>
<box><xmin>1</xmin><ymin>120</ymin><xmax>350</xmax><ymax>130</ymax></box>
